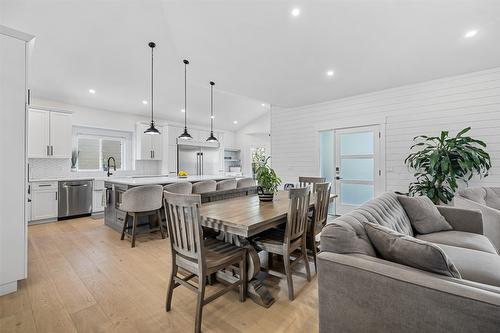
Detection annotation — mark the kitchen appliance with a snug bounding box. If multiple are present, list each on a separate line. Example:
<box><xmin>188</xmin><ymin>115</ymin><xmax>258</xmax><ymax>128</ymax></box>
<box><xmin>58</xmin><ymin>180</ymin><xmax>93</xmax><ymax>219</ymax></box>
<box><xmin>177</xmin><ymin>140</ymin><xmax>220</xmax><ymax>176</ymax></box>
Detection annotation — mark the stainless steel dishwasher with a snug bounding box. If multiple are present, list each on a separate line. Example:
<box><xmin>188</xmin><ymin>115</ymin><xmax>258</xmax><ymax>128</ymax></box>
<box><xmin>58</xmin><ymin>180</ymin><xmax>93</xmax><ymax>219</ymax></box>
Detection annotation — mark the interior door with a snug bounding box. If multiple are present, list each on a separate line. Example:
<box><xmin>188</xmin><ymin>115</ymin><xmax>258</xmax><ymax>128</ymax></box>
<box><xmin>334</xmin><ymin>125</ymin><xmax>381</xmax><ymax>214</ymax></box>
<box><xmin>50</xmin><ymin>112</ymin><xmax>72</xmax><ymax>158</ymax></box>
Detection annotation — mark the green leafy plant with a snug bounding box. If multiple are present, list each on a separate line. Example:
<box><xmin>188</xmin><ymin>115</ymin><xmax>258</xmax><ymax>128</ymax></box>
<box><xmin>405</xmin><ymin>127</ymin><xmax>491</xmax><ymax>204</ymax></box>
<box><xmin>255</xmin><ymin>156</ymin><xmax>282</xmax><ymax>194</ymax></box>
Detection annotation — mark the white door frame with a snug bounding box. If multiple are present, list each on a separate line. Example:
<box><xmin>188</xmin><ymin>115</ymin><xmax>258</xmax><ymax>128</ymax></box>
<box><xmin>315</xmin><ymin>119</ymin><xmax>386</xmax><ymax>214</ymax></box>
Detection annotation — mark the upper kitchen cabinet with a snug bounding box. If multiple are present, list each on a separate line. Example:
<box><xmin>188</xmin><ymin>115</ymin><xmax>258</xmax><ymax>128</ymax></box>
<box><xmin>135</xmin><ymin>123</ymin><xmax>163</xmax><ymax>160</ymax></box>
<box><xmin>28</xmin><ymin>109</ymin><xmax>72</xmax><ymax>158</ymax></box>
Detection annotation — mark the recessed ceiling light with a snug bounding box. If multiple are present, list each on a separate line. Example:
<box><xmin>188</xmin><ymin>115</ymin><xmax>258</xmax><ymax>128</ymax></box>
<box><xmin>88</xmin><ymin>89</ymin><xmax>96</xmax><ymax>94</ymax></box>
<box><xmin>291</xmin><ymin>8</ymin><xmax>300</xmax><ymax>17</ymax></box>
<box><xmin>261</xmin><ymin>103</ymin><xmax>266</xmax><ymax>107</ymax></box>
<box><xmin>233</xmin><ymin>120</ymin><xmax>238</xmax><ymax>124</ymax></box>
<box><xmin>211</xmin><ymin>115</ymin><xmax>215</xmax><ymax>119</ymax></box>
<box><xmin>464</xmin><ymin>29</ymin><xmax>479</xmax><ymax>38</ymax></box>
<box><xmin>326</xmin><ymin>70</ymin><xmax>334</xmax><ymax>77</ymax></box>
<box><xmin>142</xmin><ymin>100</ymin><xmax>148</xmax><ymax>105</ymax></box>
<box><xmin>181</xmin><ymin>109</ymin><xmax>185</xmax><ymax>113</ymax></box>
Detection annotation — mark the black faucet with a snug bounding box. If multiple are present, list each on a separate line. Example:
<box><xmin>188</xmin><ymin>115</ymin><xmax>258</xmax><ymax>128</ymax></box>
<box><xmin>107</xmin><ymin>157</ymin><xmax>116</xmax><ymax>177</ymax></box>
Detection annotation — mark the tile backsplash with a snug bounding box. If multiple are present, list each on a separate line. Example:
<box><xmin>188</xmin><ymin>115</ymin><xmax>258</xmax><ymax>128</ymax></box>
<box><xmin>28</xmin><ymin>158</ymin><xmax>162</xmax><ymax>180</ymax></box>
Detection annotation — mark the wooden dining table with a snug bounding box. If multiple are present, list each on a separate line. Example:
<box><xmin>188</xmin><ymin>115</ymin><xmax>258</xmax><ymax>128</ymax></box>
<box><xmin>199</xmin><ymin>190</ymin><xmax>337</xmax><ymax>307</ymax></box>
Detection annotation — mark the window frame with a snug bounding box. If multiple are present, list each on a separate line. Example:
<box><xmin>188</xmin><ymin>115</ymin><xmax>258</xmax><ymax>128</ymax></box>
<box><xmin>76</xmin><ymin>134</ymin><xmax>126</xmax><ymax>172</ymax></box>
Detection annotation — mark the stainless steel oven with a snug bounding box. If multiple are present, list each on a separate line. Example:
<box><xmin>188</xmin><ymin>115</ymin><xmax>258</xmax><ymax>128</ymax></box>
<box><xmin>58</xmin><ymin>180</ymin><xmax>93</xmax><ymax>219</ymax></box>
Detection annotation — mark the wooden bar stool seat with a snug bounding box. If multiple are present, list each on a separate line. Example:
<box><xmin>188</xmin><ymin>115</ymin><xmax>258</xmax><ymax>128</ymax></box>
<box><xmin>119</xmin><ymin>185</ymin><xmax>165</xmax><ymax>248</ymax></box>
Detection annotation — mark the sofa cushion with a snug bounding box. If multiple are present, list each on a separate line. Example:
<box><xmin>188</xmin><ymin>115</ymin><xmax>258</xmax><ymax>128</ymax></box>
<box><xmin>439</xmin><ymin>244</ymin><xmax>500</xmax><ymax>287</ymax></box>
<box><xmin>485</xmin><ymin>188</ymin><xmax>500</xmax><ymax>210</ymax></box>
<box><xmin>358</xmin><ymin>192</ymin><xmax>414</xmax><ymax>236</ymax></box>
<box><xmin>460</xmin><ymin>187</ymin><xmax>487</xmax><ymax>205</ymax></box>
<box><xmin>365</xmin><ymin>223</ymin><xmax>461</xmax><ymax>278</ymax></box>
<box><xmin>417</xmin><ymin>231</ymin><xmax>498</xmax><ymax>254</ymax></box>
<box><xmin>397</xmin><ymin>195</ymin><xmax>452</xmax><ymax>234</ymax></box>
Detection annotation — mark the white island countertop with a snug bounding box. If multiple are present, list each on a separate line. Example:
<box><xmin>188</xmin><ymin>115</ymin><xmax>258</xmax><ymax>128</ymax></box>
<box><xmin>104</xmin><ymin>175</ymin><xmax>236</xmax><ymax>186</ymax></box>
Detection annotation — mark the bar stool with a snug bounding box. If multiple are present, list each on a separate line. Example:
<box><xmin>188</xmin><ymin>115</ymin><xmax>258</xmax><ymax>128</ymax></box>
<box><xmin>192</xmin><ymin>180</ymin><xmax>216</xmax><ymax>194</ymax></box>
<box><xmin>164</xmin><ymin>181</ymin><xmax>193</xmax><ymax>194</ymax></box>
<box><xmin>216</xmin><ymin>178</ymin><xmax>237</xmax><ymax>191</ymax></box>
<box><xmin>119</xmin><ymin>185</ymin><xmax>165</xmax><ymax>248</ymax></box>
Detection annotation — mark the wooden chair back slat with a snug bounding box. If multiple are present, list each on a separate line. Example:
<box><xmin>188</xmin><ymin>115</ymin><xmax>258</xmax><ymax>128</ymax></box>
<box><xmin>312</xmin><ymin>183</ymin><xmax>331</xmax><ymax>235</ymax></box>
<box><xmin>298</xmin><ymin>176</ymin><xmax>326</xmax><ymax>192</ymax></box>
<box><xmin>164</xmin><ymin>191</ymin><xmax>204</xmax><ymax>261</ymax></box>
<box><xmin>285</xmin><ymin>187</ymin><xmax>311</xmax><ymax>242</ymax></box>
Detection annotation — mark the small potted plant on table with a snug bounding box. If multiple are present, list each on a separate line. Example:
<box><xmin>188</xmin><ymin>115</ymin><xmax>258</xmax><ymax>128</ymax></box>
<box><xmin>255</xmin><ymin>157</ymin><xmax>281</xmax><ymax>202</ymax></box>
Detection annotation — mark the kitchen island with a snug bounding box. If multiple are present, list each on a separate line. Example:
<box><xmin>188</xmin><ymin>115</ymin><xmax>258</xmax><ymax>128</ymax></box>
<box><xmin>104</xmin><ymin>175</ymin><xmax>236</xmax><ymax>231</ymax></box>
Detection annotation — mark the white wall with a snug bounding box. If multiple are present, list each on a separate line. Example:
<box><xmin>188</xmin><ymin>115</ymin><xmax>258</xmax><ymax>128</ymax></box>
<box><xmin>271</xmin><ymin>67</ymin><xmax>500</xmax><ymax>192</ymax></box>
<box><xmin>235</xmin><ymin>113</ymin><xmax>271</xmax><ymax>176</ymax></box>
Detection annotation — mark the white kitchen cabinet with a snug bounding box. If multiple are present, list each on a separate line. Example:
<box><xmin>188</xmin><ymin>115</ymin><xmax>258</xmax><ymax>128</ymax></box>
<box><xmin>136</xmin><ymin>123</ymin><xmax>163</xmax><ymax>160</ymax></box>
<box><xmin>0</xmin><ymin>26</ymin><xmax>33</xmax><ymax>295</ymax></box>
<box><xmin>28</xmin><ymin>109</ymin><xmax>72</xmax><ymax>158</ymax></box>
<box><xmin>30</xmin><ymin>182</ymin><xmax>58</xmax><ymax>221</ymax></box>
<box><xmin>167</xmin><ymin>125</ymin><xmax>183</xmax><ymax>145</ymax></box>
<box><xmin>167</xmin><ymin>145</ymin><xmax>177</xmax><ymax>175</ymax></box>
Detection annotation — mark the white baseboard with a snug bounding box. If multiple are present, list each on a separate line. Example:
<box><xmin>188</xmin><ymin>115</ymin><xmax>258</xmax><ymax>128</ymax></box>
<box><xmin>0</xmin><ymin>281</ymin><xmax>18</xmax><ymax>296</ymax></box>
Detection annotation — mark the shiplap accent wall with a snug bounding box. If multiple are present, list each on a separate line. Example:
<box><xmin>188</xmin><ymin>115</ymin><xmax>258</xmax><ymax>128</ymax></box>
<box><xmin>271</xmin><ymin>67</ymin><xmax>500</xmax><ymax>193</ymax></box>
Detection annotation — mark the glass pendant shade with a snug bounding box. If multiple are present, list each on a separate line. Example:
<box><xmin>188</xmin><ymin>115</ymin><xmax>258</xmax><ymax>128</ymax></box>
<box><xmin>144</xmin><ymin>41</ymin><xmax>160</xmax><ymax>135</ymax></box>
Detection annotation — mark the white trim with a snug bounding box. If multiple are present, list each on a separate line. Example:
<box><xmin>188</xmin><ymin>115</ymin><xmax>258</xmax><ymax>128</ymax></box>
<box><xmin>0</xmin><ymin>281</ymin><xmax>18</xmax><ymax>296</ymax></box>
<box><xmin>315</xmin><ymin>116</ymin><xmax>387</xmax><ymax>132</ymax></box>
<box><xmin>0</xmin><ymin>25</ymin><xmax>34</xmax><ymax>42</ymax></box>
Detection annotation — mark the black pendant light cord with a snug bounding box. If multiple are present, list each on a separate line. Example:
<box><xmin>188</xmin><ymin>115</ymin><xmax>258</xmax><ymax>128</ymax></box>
<box><xmin>150</xmin><ymin>43</ymin><xmax>154</xmax><ymax>124</ymax></box>
<box><xmin>184</xmin><ymin>59</ymin><xmax>189</xmax><ymax>131</ymax></box>
<box><xmin>210</xmin><ymin>81</ymin><xmax>214</xmax><ymax>133</ymax></box>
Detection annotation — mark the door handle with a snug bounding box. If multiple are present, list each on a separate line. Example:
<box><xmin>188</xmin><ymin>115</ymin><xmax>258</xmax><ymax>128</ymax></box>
<box><xmin>335</xmin><ymin>176</ymin><xmax>342</xmax><ymax>180</ymax></box>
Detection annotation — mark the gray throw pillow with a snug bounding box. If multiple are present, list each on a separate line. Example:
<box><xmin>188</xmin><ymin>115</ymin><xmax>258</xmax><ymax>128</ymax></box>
<box><xmin>365</xmin><ymin>223</ymin><xmax>461</xmax><ymax>278</ymax></box>
<box><xmin>397</xmin><ymin>195</ymin><xmax>452</xmax><ymax>234</ymax></box>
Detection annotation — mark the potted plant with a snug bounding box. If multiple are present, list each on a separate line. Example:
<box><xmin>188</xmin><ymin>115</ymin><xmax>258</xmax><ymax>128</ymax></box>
<box><xmin>405</xmin><ymin>127</ymin><xmax>491</xmax><ymax>204</ymax></box>
<box><xmin>255</xmin><ymin>156</ymin><xmax>282</xmax><ymax>202</ymax></box>
<box><xmin>251</xmin><ymin>147</ymin><xmax>267</xmax><ymax>180</ymax></box>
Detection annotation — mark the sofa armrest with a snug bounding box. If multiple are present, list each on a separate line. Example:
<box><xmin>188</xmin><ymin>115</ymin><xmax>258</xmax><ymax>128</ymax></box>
<box><xmin>454</xmin><ymin>196</ymin><xmax>500</xmax><ymax>250</ymax></box>
<box><xmin>436</xmin><ymin>205</ymin><xmax>483</xmax><ymax>235</ymax></box>
<box><xmin>318</xmin><ymin>252</ymin><xmax>500</xmax><ymax>333</ymax></box>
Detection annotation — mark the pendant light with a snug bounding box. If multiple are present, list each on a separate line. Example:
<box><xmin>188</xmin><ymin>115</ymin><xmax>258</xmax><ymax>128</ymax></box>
<box><xmin>178</xmin><ymin>59</ymin><xmax>192</xmax><ymax>140</ymax></box>
<box><xmin>144</xmin><ymin>42</ymin><xmax>161</xmax><ymax>135</ymax></box>
<box><xmin>206</xmin><ymin>81</ymin><xmax>218</xmax><ymax>142</ymax></box>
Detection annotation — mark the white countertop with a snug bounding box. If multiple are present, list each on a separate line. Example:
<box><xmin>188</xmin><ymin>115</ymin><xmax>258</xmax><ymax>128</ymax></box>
<box><xmin>105</xmin><ymin>175</ymin><xmax>236</xmax><ymax>186</ymax></box>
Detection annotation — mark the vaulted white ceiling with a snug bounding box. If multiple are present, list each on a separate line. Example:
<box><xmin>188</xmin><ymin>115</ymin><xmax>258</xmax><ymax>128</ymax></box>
<box><xmin>2</xmin><ymin>0</ymin><xmax>500</xmax><ymax>130</ymax></box>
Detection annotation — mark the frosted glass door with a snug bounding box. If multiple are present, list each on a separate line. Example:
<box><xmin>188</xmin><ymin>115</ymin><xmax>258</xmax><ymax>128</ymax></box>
<box><xmin>335</xmin><ymin>126</ymin><xmax>380</xmax><ymax>214</ymax></box>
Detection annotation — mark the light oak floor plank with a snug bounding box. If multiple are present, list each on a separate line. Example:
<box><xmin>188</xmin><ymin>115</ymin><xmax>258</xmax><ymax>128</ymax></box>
<box><xmin>0</xmin><ymin>217</ymin><xmax>319</xmax><ymax>333</ymax></box>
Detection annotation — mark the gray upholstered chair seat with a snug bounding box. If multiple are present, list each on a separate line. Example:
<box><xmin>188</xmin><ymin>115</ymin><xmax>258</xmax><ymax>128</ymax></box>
<box><xmin>164</xmin><ymin>182</ymin><xmax>192</xmax><ymax>194</ymax></box>
<box><xmin>439</xmin><ymin>244</ymin><xmax>500</xmax><ymax>288</ymax></box>
<box><xmin>417</xmin><ymin>231</ymin><xmax>498</xmax><ymax>254</ymax></box>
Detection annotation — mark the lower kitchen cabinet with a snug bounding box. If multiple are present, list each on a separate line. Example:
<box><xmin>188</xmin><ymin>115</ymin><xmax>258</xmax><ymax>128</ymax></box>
<box><xmin>92</xmin><ymin>179</ymin><xmax>105</xmax><ymax>213</ymax></box>
<box><xmin>30</xmin><ymin>181</ymin><xmax>58</xmax><ymax>222</ymax></box>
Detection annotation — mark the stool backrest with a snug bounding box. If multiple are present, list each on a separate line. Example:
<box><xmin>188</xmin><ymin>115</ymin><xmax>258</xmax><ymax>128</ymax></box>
<box><xmin>163</xmin><ymin>191</ymin><xmax>204</xmax><ymax>261</ymax></box>
<box><xmin>192</xmin><ymin>180</ymin><xmax>217</xmax><ymax>194</ymax></box>
<box><xmin>164</xmin><ymin>182</ymin><xmax>193</xmax><ymax>194</ymax></box>
<box><xmin>285</xmin><ymin>186</ymin><xmax>311</xmax><ymax>242</ymax></box>
<box><xmin>121</xmin><ymin>185</ymin><xmax>163</xmax><ymax>212</ymax></box>
<box><xmin>237</xmin><ymin>178</ymin><xmax>256</xmax><ymax>188</ymax></box>
<box><xmin>216</xmin><ymin>179</ymin><xmax>237</xmax><ymax>191</ymax></box>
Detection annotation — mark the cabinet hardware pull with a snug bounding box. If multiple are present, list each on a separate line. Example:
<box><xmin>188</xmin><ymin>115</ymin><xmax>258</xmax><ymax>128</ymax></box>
<box><xmin>51</xmin><ymin>146</ymin><xmax>54</xmax><ymax>156</ymax></box>
<box><xmin>47</xmin><ymin>145</ymin><xmax>50</xmax><ymax>156</ymax></box>
<box><xmin>55</xmin><ymin>192</ymin><xmax>58</xmax><ymax>200</ymax></box>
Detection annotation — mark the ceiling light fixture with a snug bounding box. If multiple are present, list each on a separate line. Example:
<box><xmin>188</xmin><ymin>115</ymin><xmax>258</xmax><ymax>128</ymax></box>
<box><xmin>144</xmin><ymin>42</ymin><xmax>161</xmax><ymax>135</ymax></box>
<box><xmin>464</xmin><ymin>29</ymin><xmax>479</xmax><ymax>38</ymax></box>
<box><xmin>142</xmin><ymin>100</ymin><xmax>148</xmax><ymax>105</ymax></box>
<box><xmin>233</xmin><ymin>120</ymin><xmax>238</xmax><ymax>124</ymax></box>
<box><xmin>291</xmin><ymin>8</ymin><xmax>300</xmax><ymax>17</ymax></box>
<box><xmin>206</xmin><ymin>81</ymin><xmax>218</xmax><ymax>142</ymax></box>
<box><xmin>178</xmin><ymin>59</ymin><xmax>193</xmax><ymax>140</ymax></box>
<box><xmin>88</xmin><ymin>89</ymin><xmax>96</xmax><ymax>94</ymax></box>
<box><xmin>181</xmin><ymin>109</ymin><xmax>185</xmax><ymax>113</ymax></box>
<box><xmin>326</xmin><ymin>70</ymin><xmax>334</xmax><ymax>76</ymax></box>
<box><xmin>261</xmin><ymin>103</ymin><xmax>266</xmax><ymax>107</ymax></box>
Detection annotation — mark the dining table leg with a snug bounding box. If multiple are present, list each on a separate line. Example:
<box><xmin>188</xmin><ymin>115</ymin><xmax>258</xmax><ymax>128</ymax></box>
<box><xmin>214</xmin><ymin>232</ymin><xmax>275</xmax><ymax>308</ymax></box>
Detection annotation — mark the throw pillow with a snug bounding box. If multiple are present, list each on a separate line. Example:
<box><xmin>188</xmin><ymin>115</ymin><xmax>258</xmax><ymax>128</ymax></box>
<box><xmin>365</xmin><ymin>223</ymin><xmax>461</xmax><ymax>278</ymax></box>
<box><xmin>397</xmin><ymin>195</ymin><xmax>452</xmax><ymax>234</ymax></box>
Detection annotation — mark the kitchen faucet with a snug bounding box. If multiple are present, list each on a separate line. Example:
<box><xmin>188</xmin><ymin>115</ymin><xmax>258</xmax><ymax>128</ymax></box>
<box><xmin>107</xmin><ymin>157</ymin><xmax>116</xmax><ymax>177</ymax></box>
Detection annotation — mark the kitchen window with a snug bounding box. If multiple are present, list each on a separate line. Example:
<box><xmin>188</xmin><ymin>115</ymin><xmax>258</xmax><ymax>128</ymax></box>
<box><xmin>76</xmin><ymin>134</ymin><xmax>126</xmax><ymax>171</ymax></box>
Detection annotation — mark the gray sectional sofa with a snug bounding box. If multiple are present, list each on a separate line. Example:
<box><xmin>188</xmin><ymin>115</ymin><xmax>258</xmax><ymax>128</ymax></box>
<box><xmin>318</xmin><ymin>192</ymin><xmax>500</xmax><ymax>333</ymax></box>
<box><xmin>455</xmin><ymin>187</ymin><xmax>500</xmax><ymax>250</ymax></box>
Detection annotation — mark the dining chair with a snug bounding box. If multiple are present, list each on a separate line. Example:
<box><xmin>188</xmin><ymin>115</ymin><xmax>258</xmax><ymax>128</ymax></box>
<box><xmin>306</xmin><ymin>182</ymin><xmax>331</xmax><ymax>272</ymax></box>
<box><xmin>192</xmin><ymin>180</ymin><xmax>217</xmax><ymax>194</ymax></box>
<box><xmin>119</xmin><ymin>185</ymin><xmax>165</xmax><ymax>248</ymax></box>
<box><xmin>298</xmin><ymin>176</ymin><xmax>326</xmax><ymax>191</ymax></box>
<box><xmin>283</xmin><ymin>183</ymin><xmax>295</xmax><ymax>190</ymax></box>
<box><xmin>237</xmin><ymin>178</ymin><xmax>256</xmax><ymax>188</ymax></box>
<box><xmin>164</xmin><ymin>181</ymin><xmax>192</xmax><ymax>194</ymax></box>
<box><xmin>253</xmin><ymin>186</ymin><xmax>312</xmax><ymax>301</ymax></box>
<box><xmin>163</xmin><ymin>191</ymin><xmax>247</xmax><ymax>333</ymax></box>
<box><xmin>216</xmin><ymin>178</ymin><xmax>237</xmax><ymax>191</ymax></box>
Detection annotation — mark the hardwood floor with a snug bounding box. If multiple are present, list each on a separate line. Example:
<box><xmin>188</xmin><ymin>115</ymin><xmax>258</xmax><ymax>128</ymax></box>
<box><xmin>0</xmin><ymin>217</ymin><xmax>319</xmax><ymax>333</ymax></box>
